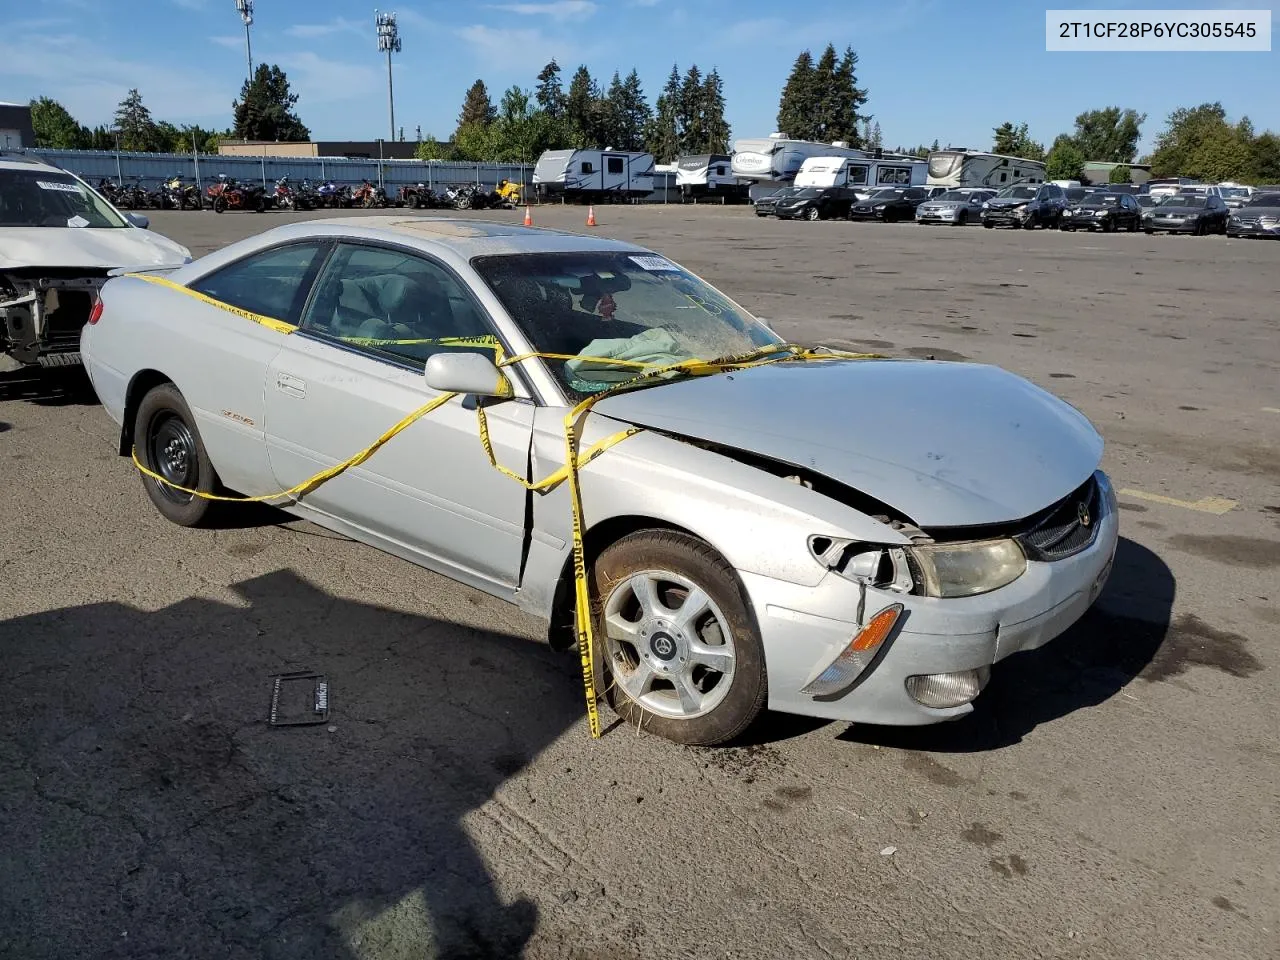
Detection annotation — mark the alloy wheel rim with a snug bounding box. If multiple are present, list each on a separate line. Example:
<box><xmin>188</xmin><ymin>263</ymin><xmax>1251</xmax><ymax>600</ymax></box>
<box><xmin>602</xmin><ymin>569</ymin><xmax>737</xmax><ymax>720</ymax></box>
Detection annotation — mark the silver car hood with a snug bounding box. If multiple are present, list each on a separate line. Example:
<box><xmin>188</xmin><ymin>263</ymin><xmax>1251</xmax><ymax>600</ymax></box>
<box><xmin>0</xmin><ymin>227</ymin><xmax>190</xmax><ymax>270</ymax></box>
<box><xmin>591</xmin><ymin>359</ymin><xmax>1103</xmax><ymax>528</ymax></box>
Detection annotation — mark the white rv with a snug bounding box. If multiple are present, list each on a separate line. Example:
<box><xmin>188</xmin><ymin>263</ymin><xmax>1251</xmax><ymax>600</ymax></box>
<box><xmin>675</xmin><ymin>153</ymin><xmax>749</xmax><ymax>203</ymax></box>
<box><xmin>533</xmin><ymin>149</ymin><xmax>655</xmax><ymax>203</ymax></box>
<box><xmin>731</xmin><ymin>134</ymin><xmax>870</xmax><ymax>201</ymax></box>
<box><xmin>795</xmin><ymin>155</ymin><xmax>928</xmax><ymax>197</ymax></box>
<box><xmin>926</xmin><ymin>149</ymin><xmax>1047</xmax><ymax>188</ymax></box>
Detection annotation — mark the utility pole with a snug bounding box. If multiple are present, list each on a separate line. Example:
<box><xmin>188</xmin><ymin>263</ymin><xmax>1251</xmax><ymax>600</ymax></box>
<box><xmin>235</xmin><ymin>0</ymin><xmax>255</xmax><ymax>84</ymax></box>
<box><xmin>375</xmin><ymin>10</ymin><xmax>401</xmax><ymax>145</ymax></box>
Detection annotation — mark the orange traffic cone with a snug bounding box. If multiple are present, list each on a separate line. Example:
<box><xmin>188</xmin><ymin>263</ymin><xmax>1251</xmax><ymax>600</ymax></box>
<box><xmin>523</xmin><ymin>205</ymin><xmax>533</xmax><ymax>226</ymax></box>
<box><xmin>586</xmin><ymin>205</ymin><xmax>597</xmax><ymax>227</ymax></box>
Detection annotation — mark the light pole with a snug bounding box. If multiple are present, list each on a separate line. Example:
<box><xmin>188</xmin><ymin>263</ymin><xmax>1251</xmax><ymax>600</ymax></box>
<box><xmin>236</xmin><ymin>0</ymin><xmax>255</xmax><ymax>84</ymax></box>
<box><xmin>375</xmin><ymin>10</ymin><xmax>401</xmax><ymax>145</ymax></box>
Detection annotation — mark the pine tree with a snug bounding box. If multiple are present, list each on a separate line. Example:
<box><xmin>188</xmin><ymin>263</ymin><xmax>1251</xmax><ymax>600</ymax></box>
<box><xmin>564</xmin><ymin>65</ymin><xmax>599</xmax><ymax>147</ymax></box>
<box><xmin>811</xmin><ymin>45</ymin><xmax>840</xmax><ymax>143</ymax></box>
<box><xmin>535</xmin><ymin>59</ymin><xmax>566</xmax><ymax>119</ymax></box>
<box><xmin>930</xmin><ymin>138</ymin><xmax>940</xmax><ymax>151</ymax></box>
<box><xmin>776</xmin><ymin>51</ymin><xmax>816</xmax><ymax>140</ymax></box>
<box><xmin>617</xmin><ymin>69</ymin><xmax>652</xmax><ymax>152</ymax></box>
<box><xmin>646</xmin><ymin>64</ymin><xmax>682</xmax><ymax>162</ymax></box>
<box><xmin>600</xmin><ymin>72</ymin><xmax>625</xmax><ymax>149</ymax></box>
<box><xmin>870</xmin><ymin>121</ymin><xmax>883</xmax><ymax>149</ymax></box>
<box><xmin>457</xmin><ymin>79</ymin><xmax>497</xmax><ymax>131</ymax></box>
<box><xmin>701</xmin><ymin>69</ymin><xmax>730</xmax><ymax>153</ymax></box>
<box><xmin>830</xmin><ymin>46</ymin><xmax>868</xmax><ymax>145</ymax></box>
<box><xmin>114</xmin><ymin>89</ymin><xmax>158</xmax><ymax>152</ymax></box>
<box><xmin>678</xmin><ymin>65</ymin><xmax>705</xmax><ymax>153</ymax></box>
<box><xmin>232</xmin><ymin>65</ymin><xmax>310</xmax><ymax>142</ymax></box>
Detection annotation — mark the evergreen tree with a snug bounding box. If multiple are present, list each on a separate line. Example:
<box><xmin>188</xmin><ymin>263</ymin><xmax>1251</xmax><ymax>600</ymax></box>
<box><xmin>457</xmin><ymin>79</ymin><xmax>497</xmax><ymax>131</ymax></box>
<box><xmin>776</xmin><ymin>51</ymin><xmax>816</xmax><ymax>140</ymax></box>
<box><xmin>616</xmin><ymin>69</ymin><xmax>653</xmax><ymax>152</ymax></box>
<box><xmin>811</xmin><ymin>45</ymin><xmax>840</xmax><ymax>142</ymax></box>
<box><xmin>564</xmin><ymin>65</ymin><xmax>599</xmax><ymax>147</ymax></box>
<box><xmin>535</xmin><ymin>60</ymin><xmax>566</xmax><ymax>119</ymax></box>
<box><xmin>930</xmin><ymin>138</ymin><xmax>940</xmax><ymax>151</ymax></box>
<box><xmin>646</xmin><ymin>64</ymin><xmax>682</xmax><ymax>162</ymax></box>
<box><xmin>829</xmin><ymin>46</ymin><xmax>868</xmax><ymax>145</ymax></box>
<box><xmin>992</xmin><ymin>121</ymin><xmax>1045</xmax><ymax>160</ymax></box>
<box><xmin>114</xmin><ymin>89</ymin><xmax>158</xmax><ymax>152</ymax></box>
<box><xmin>678</xmin><ymin>65</ymin><xmax>705</xmax><ymax>153</ymax></box>
<box><xmin>701</xmin><ymin>69</ymin><xmax>730</xmax><ymax>153</ymax></box>
<box><xmin>232</xmin><ymin>65</ymin><xmax>310</xmax><ymax>142</ymax></box>
<box><xmin>601</xmin><ymin>72</ymin><xmax>625</xmax><ymax>148</ymax></box>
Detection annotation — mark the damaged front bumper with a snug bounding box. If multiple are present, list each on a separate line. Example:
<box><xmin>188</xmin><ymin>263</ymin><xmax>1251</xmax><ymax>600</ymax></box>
<box><xmin>746</xmin><ymin>470</ymin><xmax>1120</xmax><ymax>726</ymax></box>
<box><xmin>1</xmin><ymin>269</ymin><xmax>109</xmax><ymax>368</ymax></box>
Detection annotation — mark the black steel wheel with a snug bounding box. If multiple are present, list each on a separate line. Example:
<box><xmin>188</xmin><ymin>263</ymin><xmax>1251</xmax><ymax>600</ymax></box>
<box><xmin>134</xmin><ymin>383</ymin><xmax>223</xmax><ymax>527</ymax></box>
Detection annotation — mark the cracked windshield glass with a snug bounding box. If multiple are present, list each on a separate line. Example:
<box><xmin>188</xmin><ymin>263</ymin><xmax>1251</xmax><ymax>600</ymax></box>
<box><xmin>473</xmin><ymin>252</ymin><xmax>782</xmax><ymax>396</ymax></box>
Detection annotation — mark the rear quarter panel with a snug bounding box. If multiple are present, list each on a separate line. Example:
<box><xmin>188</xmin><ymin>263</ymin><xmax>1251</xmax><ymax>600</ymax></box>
<box><xmin>85</xmin><ymin>275</ymin><xmax>286</xmax><ymax>496</ymax></box>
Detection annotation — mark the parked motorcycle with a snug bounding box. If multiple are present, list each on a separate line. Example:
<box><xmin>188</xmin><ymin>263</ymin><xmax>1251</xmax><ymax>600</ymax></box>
<box><xmin>207</xmin><ymin>175</ymin><xmax>266</xmax><ymax>213</ymax></box>
<box><xmin>351</xmin><ymin>179</ymin><xmax>389</xmax><ymax>209</ymax></box>
<box><xmin>293</xmin><ymin>179</ymin><xmax>319</xmax><ymax>211</ymax></box>
<box><xmin>316</xmin><ymin>180</ymin><xmax>350</xmax><ymax>208</ymax></box>
<box><xmin>162</xmin><ymin>175</ymin><xmax>203</xmax><ymax>210</ymax></box>
<box><xmin>271</xmin><ymin>176</ymin><xmax>297</xmax><ymax>211</ymax></box>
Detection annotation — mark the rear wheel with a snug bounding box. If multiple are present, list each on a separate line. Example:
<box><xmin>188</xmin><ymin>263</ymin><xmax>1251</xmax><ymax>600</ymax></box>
<box><xmin>591</xmin><ymin>531</ymin><xmax>767</xmax><ymax>746</ymax></box>
<box><xmin>956</xmin><ymin>210</ymin><xmax>967</xmax><ymax>225</ymax></box>
<box><xmin>212</xmin><ymin>196</ymin><xmax>226</xmax><ymax>214</ymax></box>
<box><xmin>133</xmin><ymin>383</ymin><xmax>223</xmax><ymax>527</ymax></box>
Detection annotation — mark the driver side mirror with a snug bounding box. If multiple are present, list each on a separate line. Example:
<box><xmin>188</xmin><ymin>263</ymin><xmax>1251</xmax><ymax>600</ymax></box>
<box><xmin>424</xmin><ymin>351</ymin><xmax>511</xmax><ymax>398</ymax></box>
<box><xmin>126</xmin><ymin>213</ymin><xmax>150</xmax><ymax>229</ymax></box>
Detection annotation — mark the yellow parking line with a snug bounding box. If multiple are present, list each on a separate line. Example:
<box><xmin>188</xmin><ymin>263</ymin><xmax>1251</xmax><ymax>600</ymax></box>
<box><xmin>1263</xmin><ymin>407</ymin><xmax>1280</xmax><ymax>414</ymax></box>
<box><xmin>1119</xmin><ymin>488</ymin><xmax>1237</xmax><ymax>515</ymax></box>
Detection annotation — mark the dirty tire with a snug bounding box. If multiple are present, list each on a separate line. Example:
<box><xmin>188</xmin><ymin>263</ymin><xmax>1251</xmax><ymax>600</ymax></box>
<box><xmin>134</xmin><ymin>383</ymin><xmax>223</xmax><ymax>528</ymax></box>
<box><xmin>591</xmin><ymin>530</ymin><xmax>767</xmax><ymax>746</ymax></box>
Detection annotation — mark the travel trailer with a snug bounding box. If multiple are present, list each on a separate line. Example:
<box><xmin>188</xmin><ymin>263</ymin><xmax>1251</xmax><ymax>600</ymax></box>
<box><xmin>926</xmin><ymin>149</ymin><xmax>1047</xmax><ymax>188</ymax></box>
<box><xmin>675</xmin><ymin>154</ymin><xmax>750</xmax><ymax>203</ymax></box>
<box><xmin>532</xmin><ymin>149</ymin><xmax>655</xmax><ymax>202</ymax></box>
<box><xmin>731</xmin><ymin>134</ymin><xmax>870</xmax><ymax>200</ymax></box>
<box><xmin>795</xmin><ymin>155</ymin><xmax>928</xmax><ymax>195</ymax></box>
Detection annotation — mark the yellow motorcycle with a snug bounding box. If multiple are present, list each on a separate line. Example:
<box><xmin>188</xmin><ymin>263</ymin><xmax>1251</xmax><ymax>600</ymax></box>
<box><xmin>495</xmin><ymin>179</ymin><xmax>523</xmax><ymax>208</ymax></box>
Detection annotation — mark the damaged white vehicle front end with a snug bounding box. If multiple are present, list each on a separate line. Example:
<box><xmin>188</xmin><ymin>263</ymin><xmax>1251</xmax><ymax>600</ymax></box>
<box><xmin>0</xmin><ymin>156</ymin><xmax>190</xmax><ymax>371</ymax></box>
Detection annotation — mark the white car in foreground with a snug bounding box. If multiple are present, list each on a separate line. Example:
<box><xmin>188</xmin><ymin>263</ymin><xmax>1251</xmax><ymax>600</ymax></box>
<box><xmin>0</xmin><ymin>153</ymin><xmax>190</xmax><ymax>371</ymax></box>
<box><xmin>81</xmin><ymin>216</ymin><xmax>1119</xmax><ymax>746</ymax></box>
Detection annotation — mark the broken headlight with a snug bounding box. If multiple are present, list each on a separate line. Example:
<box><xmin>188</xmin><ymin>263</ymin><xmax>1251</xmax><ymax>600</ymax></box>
<box><xmin>905</xmin><ymin>539</ymin><xmax>1026</xmax><ymax>598</ymax></box>
<box><xmin>808</xmin><ymin>537</ymin><xmax>914</xmax><ymax>593</ymax></box>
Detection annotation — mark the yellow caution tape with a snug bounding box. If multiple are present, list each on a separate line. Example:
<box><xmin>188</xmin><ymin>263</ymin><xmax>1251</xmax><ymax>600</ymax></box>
<box><xmin>121</xmin><ymin>270</ymin><xmax>883</xmax><ymax>738</ymax></box>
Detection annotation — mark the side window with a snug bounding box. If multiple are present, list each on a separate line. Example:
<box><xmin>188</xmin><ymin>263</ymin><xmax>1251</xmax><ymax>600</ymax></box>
<box><xmin>606</xmin><ymin>156</ymin><xmax>624</xmax><ymax>174</ymax></box>
<box><xmin>299</xmin><ymin>243</ymin><xmax>497</xmax><ymax>369</ymax></box>
<box><xmin>580</xmin><ymin>161</ymin><xmax>594</xmax><ymax>174</ymax></box>
<box><xmin>715</xmin><ymin>165</ymin><xmax>726</xmax><ymax>176</ymax></box>
<box><xmin>189</xmin><ymin>242</ymin><xmax>327</xmax><ymax>325</ymax></box>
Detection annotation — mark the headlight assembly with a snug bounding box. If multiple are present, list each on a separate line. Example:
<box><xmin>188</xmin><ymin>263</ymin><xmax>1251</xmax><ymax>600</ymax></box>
<box><xmin>905</xmin><ymin>539</ymin><xmax>1027</xmax><ymax>598</ymax></box>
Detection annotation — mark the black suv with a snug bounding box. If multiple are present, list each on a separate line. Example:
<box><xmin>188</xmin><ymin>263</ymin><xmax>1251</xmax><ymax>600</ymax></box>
<box><xmin>848</xmin><ymin>185</ymin><xmax>930</xmax><ymax>222</ymax></box>
<box><xmin>980</xmin><ymin>182</ymin><xmax>1068</xmax><ymax>229</ymax></box>
<box><xmin>774</xmin><ymin>186</ymin><xmax>858</xmax><ymax>221</ymax></box>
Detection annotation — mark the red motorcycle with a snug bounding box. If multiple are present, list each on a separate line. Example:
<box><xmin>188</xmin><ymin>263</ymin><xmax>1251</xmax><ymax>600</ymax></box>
<box><xmin>206</xmin><ymin>175</ymin><xmax>266</xmax><ymax>213</ymax></box>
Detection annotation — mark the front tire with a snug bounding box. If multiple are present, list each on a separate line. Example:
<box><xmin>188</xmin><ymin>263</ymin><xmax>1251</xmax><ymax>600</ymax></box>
<box><xmin>134</xmin><ymin>383</ymin><xmax>223</xmax><ymax>527</ymax></box>
<box><xmin>806</xmin><ymin>207</ymin><xmax>821</xmax><ymax>221</ymax></box>
<box><xmin>591</xmin><ymin>531</ymin><xmax>767</xmax><ymax>746</ymax></box>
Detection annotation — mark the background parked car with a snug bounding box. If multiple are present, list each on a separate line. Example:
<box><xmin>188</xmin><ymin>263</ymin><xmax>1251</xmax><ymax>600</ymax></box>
<box><xmin>981</xmin><ymin>182</ymin><xmax>1068</xmax><ymax>229</ymax></box>
<box><xmin>1226</xmin><ymin>192</ymin><xmax>1280</xmax><ymax>239</ymax></box>
<box><xmin>754</xmin><ymin>186</ymin><xmax>803</xmax><ymax>217</ymax></box>
<box><xmin>848</xmin><ymin>185</ymin><xmax>930</xmax><ymax>223</ymax></box>
<box><xmin>915</xmin><ymin>188</ymin><xmax>995</xmax><ymax>225</ymax></box>
<box><xmin>1060</xmin><ymin>192</ymin><xmax>1143</xmax><ymax>232</ymax></box>
<box><xmin>1143</xmin><ymin>194</ymin><xmax>1230</xmax><ymax>235</ymax></box>
<box><xmin>774</xmin><ymin>186</ymin><xmax>858</xmax><ymax>221</ymax></box>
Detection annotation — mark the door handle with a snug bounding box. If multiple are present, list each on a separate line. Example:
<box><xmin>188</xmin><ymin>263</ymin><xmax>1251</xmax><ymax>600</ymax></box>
<box><xmin>276</xmin><ymin>372</ymin><xmax>306</xmax><ymax>399</ymax></box>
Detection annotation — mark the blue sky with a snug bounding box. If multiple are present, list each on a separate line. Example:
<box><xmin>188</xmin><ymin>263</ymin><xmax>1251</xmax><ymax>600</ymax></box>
<box><xmin>1</xmin><ymin>0</ymin><xmax>1276</xmax><ymax>155</ymax></box>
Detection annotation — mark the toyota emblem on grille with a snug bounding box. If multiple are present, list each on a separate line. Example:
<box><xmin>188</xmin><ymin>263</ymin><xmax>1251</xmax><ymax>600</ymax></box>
<box><xmin>1077</xmin><ymin>501</ymin><xmax>1091</xmax><ymax>527</ymax></box>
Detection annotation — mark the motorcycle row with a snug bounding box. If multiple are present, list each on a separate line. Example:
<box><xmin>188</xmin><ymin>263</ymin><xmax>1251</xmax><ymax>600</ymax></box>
<box><xmin>94</xmin><ymin>174</ymin><xmax>525</xmax><ymax>215</ymax></box>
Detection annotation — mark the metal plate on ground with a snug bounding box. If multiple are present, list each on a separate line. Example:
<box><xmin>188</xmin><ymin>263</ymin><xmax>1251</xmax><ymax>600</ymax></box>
<box><xmin>268</xmin><ymin>671</ymin><xmax>329</xmax><ymax>726</ymax></box>
<box><xmin>36</xmin><ymin>352</ymin><xmax>82</xmax><ymax>367</ymax></box>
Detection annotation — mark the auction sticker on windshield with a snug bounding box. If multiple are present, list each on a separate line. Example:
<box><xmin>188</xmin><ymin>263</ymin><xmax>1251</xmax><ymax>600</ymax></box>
<box><xmin>37</xmin><ymin>180</ymin><xmax>85</xmax><ymax>193</ymax></box>
<box><xmin>630</xmin><ymin>255</ymin><xmax>679</xmax><ymax>271</ymax></box>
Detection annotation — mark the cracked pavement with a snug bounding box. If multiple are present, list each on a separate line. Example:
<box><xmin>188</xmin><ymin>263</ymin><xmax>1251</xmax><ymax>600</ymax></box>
<box><xmin>1</xmin><ymin>206</ymin><xmax>1277</xmax><ymax>959</ymax></box>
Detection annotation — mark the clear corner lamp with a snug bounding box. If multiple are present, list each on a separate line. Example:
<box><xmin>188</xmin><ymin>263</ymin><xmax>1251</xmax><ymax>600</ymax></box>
<box><xmin>375</xmin><ymin>10</ymin><xmax>402</xmax><ymax>143</ymax></box>
<box><xmin>235</xmin><ymin>0</ymin><xmax>255</xmax><ymax>83</ymax></box>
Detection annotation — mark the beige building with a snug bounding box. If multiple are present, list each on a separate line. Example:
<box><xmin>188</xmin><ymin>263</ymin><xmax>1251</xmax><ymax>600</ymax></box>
<box><xmin>217</xmin><ymin>139</ymin><xmax>424</xmax><ymax>160</ymax></box>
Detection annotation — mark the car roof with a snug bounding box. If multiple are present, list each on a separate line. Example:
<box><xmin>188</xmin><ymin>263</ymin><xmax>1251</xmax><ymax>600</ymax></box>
<box><xmin>0</xmin><ymin>153</ymin><xmax>65</xmax><ymax>172</ymax></box>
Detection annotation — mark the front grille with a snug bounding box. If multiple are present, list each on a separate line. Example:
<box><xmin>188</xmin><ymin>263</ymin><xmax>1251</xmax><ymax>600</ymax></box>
<box><xmin>1015</xmin><ymin>475</ymin><xmax>1100</xmax><ymax>561</ymax></box>
<box><xmin>1236</xmin><ymin>217</ymin><xmax>1259</xmax><ymax>225</ymax></box>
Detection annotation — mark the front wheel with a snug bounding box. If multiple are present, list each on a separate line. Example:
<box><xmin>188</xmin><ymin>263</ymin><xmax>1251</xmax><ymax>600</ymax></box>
<box><xmin>806</xmin><ymin>207</ymin><xmax>821</xmax><ymax>221</ymax></box>
<box><xmin>983</xmin><ymin>221</ymin><xmax>994</xmax><ymax>229</ymax></box>
<box><xmin>212</xmin><ymin>196</ymin><xmax>226</xmax><ymax>213</ymax></box>
<box><xmin>133</xmin><ymin>383</ymin><xmax>223</xmax><ymax>527</ymax></box>
<box><xmin>591</xmin><ymin>531</ymin><xmax>767</xmax><ymax>746</ymax></box>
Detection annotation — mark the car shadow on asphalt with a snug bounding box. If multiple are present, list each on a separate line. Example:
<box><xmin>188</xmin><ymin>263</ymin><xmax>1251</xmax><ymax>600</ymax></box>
<box><xmin>837</xmin><ymin>537</ymin><xmax>1175</xmax><ymax>753</ymax></box>
<box><xmin>0</xmin><ymin>367</ymin><xmax>99</xmax><ymax>406</ymax></box>
<box><xmin>0</xmin><ymin>568</ymin><xmax>584</xmax><ymax>960</ymax></box>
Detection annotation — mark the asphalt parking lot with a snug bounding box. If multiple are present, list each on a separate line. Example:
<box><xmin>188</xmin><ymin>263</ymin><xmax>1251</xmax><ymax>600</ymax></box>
<box><xmin>2</xmin><ymin>204</ymin><xmax>1277</xmax><ymax>960</ymax></box>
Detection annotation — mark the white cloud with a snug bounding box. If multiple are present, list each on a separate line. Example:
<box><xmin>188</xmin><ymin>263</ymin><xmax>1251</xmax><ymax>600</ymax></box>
<box><xmin>209</xmin><ymin>35</ymin><xmax>245</xmax><ymax>49</ymax></box>
<box><xmin>274</xmin><ymin>51</ymin><xmax>381</xmax><ymax>106</ymax></box>
<box><xmin>489</xmin><ymin>1</ymin><xmax>597</xmax><ymax>19</ymax></box>
<box><xmin>457</xmin><ymin>25</ymin><xmax>563</xmax><ymax>72</ymax></box>
<box><xmin>285</xmin><ymin>17</ymin><xmax>364</xmax><ymax>39</ymax></box>
<box><xmin>171</xmin><ymin>0</ymin><xmax>207</xmax><ymax>8</ymax></box>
